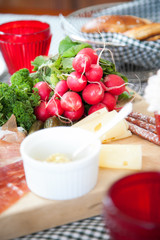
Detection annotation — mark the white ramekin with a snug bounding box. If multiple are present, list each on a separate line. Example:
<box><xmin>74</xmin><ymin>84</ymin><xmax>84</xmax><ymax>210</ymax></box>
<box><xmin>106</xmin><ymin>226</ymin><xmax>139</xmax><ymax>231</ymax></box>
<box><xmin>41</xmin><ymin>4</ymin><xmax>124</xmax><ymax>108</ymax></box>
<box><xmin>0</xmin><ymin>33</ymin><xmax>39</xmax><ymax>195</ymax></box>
<box><xmin>20</xmin><ymin>126</ymin><xmax>101</xmax><ymax>200</ymax></box>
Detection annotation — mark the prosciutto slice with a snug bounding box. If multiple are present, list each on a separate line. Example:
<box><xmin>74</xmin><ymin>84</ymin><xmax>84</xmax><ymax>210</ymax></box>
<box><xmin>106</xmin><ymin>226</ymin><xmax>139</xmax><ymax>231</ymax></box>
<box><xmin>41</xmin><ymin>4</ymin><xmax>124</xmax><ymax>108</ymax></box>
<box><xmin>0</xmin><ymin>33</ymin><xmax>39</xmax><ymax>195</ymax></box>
<box><xmin>0</xmin><ymin>161</ymin><xmax>29</xmax><ymax>214</ymax></box>
<box><xmin>0</xmin><ymin>115</ymin><xmax>26</xmax><ymax>167</ymax></box>
<box><xmin>0</xmin><ymin>115</ymin><xmax>29</xmax><ymax>214</ymax></box>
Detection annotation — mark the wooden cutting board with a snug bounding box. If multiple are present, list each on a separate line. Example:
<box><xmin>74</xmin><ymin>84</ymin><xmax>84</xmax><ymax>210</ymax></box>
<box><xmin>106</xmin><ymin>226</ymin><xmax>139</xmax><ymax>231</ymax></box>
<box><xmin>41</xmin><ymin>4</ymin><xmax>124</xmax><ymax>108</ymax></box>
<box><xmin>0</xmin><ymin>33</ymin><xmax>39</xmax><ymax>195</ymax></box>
<box><xmin>1</xmin><ymin>95</ymin><xmax>160</xmax><ymax>240</ymax></box>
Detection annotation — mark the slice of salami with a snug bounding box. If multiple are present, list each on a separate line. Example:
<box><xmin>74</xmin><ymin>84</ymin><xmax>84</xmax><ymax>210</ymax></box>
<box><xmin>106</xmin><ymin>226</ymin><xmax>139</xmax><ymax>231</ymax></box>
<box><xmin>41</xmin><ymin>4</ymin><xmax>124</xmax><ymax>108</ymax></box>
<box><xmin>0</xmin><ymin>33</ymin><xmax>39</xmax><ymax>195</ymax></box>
<box><xmin>128</xmin><ymin>123</ymin><xmax>160</xmax><ymax>146</ymax></box>
<box><xmin>126</xmin><ymin>116</ymin><xmax>157</xmax><ymax>134</ymax></box>
<box><xmin>0</xmin><ymin>161</ymin><xmax>29</xmax><ymax>214</ymax></box>
<box><xmin>129</xmin><ymin>112</ymin><xmax>156</xmax><ymax>125</ymax></box>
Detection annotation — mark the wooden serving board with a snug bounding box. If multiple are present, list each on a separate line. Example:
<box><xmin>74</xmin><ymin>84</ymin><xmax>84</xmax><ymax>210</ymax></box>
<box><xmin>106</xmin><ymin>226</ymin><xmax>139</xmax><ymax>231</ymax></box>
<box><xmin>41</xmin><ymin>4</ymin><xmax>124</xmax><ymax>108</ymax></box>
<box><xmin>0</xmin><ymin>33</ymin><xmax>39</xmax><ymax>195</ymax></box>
<box><xmin>1</xmin><ymin>96</ymin><xmax>160</xmax><ymax>240</ymax></box>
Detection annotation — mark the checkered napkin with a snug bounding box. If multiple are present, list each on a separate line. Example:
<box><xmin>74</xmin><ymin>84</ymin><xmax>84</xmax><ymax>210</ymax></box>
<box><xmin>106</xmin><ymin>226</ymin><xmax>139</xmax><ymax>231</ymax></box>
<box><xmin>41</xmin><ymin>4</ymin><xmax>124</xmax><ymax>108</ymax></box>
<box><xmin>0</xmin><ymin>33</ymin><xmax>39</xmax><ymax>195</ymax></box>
<box><xmin>65</xmin><ymin>0</ymin><xmax>160</xmax><ymax>71</ymax></box>
<box><xmin>14</xmin><ymin>215</ymin><xmax>111</xmax><ymax>240</ymax></box>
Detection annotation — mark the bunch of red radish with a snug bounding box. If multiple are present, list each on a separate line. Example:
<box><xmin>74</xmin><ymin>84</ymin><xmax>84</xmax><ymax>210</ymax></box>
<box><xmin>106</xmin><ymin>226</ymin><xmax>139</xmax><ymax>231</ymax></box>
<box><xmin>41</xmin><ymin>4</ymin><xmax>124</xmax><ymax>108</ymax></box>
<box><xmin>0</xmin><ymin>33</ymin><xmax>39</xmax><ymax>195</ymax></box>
<box><xmin>34</xmin><ymin>48</ymin><xmax>126</xmax><ymax>122</ymax></box>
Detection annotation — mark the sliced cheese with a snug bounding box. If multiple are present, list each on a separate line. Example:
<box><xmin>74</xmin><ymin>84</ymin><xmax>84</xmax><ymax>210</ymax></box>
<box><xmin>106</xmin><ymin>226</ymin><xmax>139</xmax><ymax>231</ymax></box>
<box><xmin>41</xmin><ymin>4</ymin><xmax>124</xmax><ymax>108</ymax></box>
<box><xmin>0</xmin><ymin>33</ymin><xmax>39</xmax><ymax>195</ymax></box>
<box><xmin>73</xmin><ymin>108</ymin><xmax>132</xmax><ymax>143</ymax></box>
<box><xmin>99</xmin><ymin>144</ymin><xmax>142</xmax><ymax>170</ymax></box>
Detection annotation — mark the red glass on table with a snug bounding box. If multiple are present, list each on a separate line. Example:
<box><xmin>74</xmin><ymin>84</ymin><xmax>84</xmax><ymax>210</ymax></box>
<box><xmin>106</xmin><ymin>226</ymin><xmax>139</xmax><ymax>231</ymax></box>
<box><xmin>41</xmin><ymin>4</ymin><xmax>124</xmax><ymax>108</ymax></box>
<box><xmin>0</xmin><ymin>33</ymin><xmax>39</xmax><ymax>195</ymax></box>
<box><xmin>0</xmin><ymin>20</ymin><xmax>52</xmax><ymax>75</ymax></box>
<box><xmin>103</xmin><ymin>171</ymin><xmax>160</xmax><ymax>240</ymax></box>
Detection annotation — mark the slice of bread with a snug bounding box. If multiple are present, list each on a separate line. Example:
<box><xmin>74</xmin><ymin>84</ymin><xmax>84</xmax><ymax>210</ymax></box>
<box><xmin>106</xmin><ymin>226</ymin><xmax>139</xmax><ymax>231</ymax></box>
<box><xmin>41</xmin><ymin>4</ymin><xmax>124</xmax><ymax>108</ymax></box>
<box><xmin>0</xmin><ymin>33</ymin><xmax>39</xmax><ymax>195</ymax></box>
<box><xmin>81</xmin><ymin>15</ymin><xmax>152</xmax><ymax>33</ymax></box>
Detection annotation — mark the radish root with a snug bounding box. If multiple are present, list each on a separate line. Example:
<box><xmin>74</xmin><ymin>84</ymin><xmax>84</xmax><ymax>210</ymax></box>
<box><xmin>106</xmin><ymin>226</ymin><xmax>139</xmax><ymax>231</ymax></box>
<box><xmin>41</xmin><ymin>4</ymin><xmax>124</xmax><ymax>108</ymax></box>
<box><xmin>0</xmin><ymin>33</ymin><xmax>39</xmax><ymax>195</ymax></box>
<box><xmin>57</xmin><ymin>114</ymin><xmax>73</xmax><ymax>125</ymax></box>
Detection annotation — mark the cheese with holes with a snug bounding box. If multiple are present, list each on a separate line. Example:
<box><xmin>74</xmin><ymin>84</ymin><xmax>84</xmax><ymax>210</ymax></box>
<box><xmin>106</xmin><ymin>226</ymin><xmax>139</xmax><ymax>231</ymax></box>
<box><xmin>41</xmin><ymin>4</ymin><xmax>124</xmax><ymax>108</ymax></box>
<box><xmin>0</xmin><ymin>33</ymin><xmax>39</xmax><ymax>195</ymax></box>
<box><xmin>99</xmin><ymin>144</ymin><xmax>142</xmax><ymax>170</ymax></box>
<box><xmin>73</xmin><ymin>108</ymin><xmax>132</xmax><ymax>143</ymax></box>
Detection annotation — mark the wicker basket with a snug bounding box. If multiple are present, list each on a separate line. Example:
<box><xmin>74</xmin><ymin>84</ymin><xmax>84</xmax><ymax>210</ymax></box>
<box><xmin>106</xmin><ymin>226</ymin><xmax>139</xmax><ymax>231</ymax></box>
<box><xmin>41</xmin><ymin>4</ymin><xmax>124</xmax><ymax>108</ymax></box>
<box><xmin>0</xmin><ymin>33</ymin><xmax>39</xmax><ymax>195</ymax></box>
<box><xmin>61</xmin><ymin>0</ymin><xmax>160</xmax><ymax>81</ymax></box>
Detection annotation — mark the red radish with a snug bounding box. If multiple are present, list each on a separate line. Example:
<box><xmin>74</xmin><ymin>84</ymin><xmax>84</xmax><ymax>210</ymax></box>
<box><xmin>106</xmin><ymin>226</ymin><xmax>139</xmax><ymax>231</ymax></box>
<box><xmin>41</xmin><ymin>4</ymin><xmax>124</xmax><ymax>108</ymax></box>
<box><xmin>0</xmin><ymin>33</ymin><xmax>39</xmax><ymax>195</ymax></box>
<box><xmin>77</xmin><ymin>48</ymin><xmax>98</xmax><ymax>64</ymax></box>
<box><xmin>54</xmin><ymin>80</ymin><xmax>69</xmax><ymax>98</ymax></box>
<box><xmin>72</xmin><ymin>53</ymin><xmax>91</xmax><ymax>73</ymax></box>
<box><xmin>88</xmin><ymin>103</ymin><xmax>107</xmax><ymax>115</ymax></box>
<box><xmin>34</xmin><ymin>101</ymin><xmax>50</xmax><ymax>122</ymax></box>
<box><xmin>61</xmin><ymin>91</ymin><xmax>82</xmax><ymax>111</ymax></box>
<box><xmin>46</xmin><ymin>97</ymin><xmax>64</xmax><ymax>116</ymax></box>
<box><xmin>100</xmin><ymin>81</ymin><xmax>108</xmax><ymax>91</ymax></box>
<box><xmin>67</xmin><ymin>72</ymin><xmax>87</xmax><ymax>92</ymax></box>
<box><xmin>101</xmin><ymin>92</ymin><xmax>117</xmax><ymax>111</ymax></box>
<box><xmin>85</xmin><ymin>64</ymin><xmax>103</xmax><ymax>82</ymax></box>
<box><xmin>115</xmin><ymin>95</ymin><xmax>118</xmax><ymax>102</ymax></box>
<box><xmin>82</xmin><ymin>83</ymin><xmax>104</xmax><ymax>105</ymax></box>
<box><xmin>34</xmin><ymin>82</ymin><xmax>52</xmax><ymax>101</ymax></box>
<box><xmin>63</xmin><ymin>104</ymin><xmax>84</xmax><ymax>121</ymax></box>
<box><xmin>104</xmin><ymin>74</ymin><xmax>126</xmax><ymax>95</ymax></box>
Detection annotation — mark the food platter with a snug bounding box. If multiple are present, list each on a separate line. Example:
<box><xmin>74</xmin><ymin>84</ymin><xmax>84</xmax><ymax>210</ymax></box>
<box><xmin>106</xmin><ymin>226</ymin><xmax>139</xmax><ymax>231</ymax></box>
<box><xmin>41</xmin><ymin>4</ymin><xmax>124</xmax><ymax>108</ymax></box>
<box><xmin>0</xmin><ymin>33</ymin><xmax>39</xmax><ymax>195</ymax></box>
<box><xmin>0</xmin><ymin>93</ymin><xmax>160</xmax><ymax>240</ymax></box>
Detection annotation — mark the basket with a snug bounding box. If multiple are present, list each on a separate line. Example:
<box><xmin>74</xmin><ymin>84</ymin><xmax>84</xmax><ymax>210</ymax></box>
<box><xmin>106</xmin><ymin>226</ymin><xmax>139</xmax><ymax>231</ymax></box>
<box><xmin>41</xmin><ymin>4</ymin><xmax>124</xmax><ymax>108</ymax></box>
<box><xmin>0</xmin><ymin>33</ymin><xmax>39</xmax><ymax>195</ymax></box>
<box><xmin>61</xmin><ymin>0</ymin><xmax>160</xmax><ymax>81</ymax></box>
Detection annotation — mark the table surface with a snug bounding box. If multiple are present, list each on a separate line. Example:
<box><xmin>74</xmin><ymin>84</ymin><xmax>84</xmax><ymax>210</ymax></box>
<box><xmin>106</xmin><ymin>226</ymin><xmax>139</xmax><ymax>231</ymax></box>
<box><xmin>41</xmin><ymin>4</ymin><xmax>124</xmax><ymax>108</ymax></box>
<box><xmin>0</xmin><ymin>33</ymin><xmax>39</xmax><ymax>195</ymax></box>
<box><xmin>0</xmin><ymin>12</ymin><xmax>149</xmax><ymax>240</ymax></box>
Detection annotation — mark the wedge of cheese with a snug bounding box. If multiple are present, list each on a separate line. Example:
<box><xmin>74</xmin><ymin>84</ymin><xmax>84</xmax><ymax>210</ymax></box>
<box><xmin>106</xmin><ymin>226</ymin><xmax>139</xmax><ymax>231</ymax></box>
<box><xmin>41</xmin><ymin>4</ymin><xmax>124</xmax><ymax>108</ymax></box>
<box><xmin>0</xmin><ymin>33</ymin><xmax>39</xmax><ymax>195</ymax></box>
<box><xmin>73</xmin><ymin>108</ymin><xmax>132</xmax><ymax>143</ymax></box>
<box><xmin>99</xmin><ymin>144</ymin><xmax>142</xmax><ymax>170</ymax></box>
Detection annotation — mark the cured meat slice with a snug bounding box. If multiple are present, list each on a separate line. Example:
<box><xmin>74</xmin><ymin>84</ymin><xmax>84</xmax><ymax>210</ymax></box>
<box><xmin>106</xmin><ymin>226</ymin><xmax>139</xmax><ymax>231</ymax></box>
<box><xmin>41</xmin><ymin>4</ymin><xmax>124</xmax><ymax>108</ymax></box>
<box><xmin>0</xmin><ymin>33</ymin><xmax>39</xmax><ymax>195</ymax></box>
<box><xmin>0</xmin><ymin>115</ymin><xmax>29</xmax><ymax>214</ymax></box>
<box><xmin>1</xmin><ymin>114</ymin><xmax>26</xmax><ymax>143</ymax></box>
<box><xmin>0</xmin><ymin>140</ymin><xmax>22</xmax><ymax>167</ymax></box>
<box><xmin>128</xmin><ymin>123</ymin><xmax>160</xmax><ymax>146</ymax></box>
<box><xmin>129</xmin><ymin>112</ymin><xmax>156</xmax><ymax>125</ymax></box>
<box><xmin>0</xmin><ymin>161</ymin><xmax>29</xmax><ymax>214</ymax></box>
<box><xmin>126</xmin><ymin>116</ymin><xmax>157</xmax><ymax>134</ymax></box>
<box><xmin>0</xmin><ymin>115</ymin><xmax>26</xmax><ymax>167</ymax></box>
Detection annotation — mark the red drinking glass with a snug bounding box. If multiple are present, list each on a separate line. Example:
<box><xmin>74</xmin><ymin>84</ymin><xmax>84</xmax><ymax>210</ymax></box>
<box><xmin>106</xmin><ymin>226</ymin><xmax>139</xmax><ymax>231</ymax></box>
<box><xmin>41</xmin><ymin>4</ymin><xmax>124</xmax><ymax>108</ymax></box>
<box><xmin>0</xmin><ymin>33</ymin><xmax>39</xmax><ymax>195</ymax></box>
<box><xmin>0</xmin><ymin>20</ymin><xmax>52</xmax><ymax>74</ymax></box>
<box><xmin>103</xmin><ymin>171</ymin><xmax>160</xmax><ymax>240</ymax></box>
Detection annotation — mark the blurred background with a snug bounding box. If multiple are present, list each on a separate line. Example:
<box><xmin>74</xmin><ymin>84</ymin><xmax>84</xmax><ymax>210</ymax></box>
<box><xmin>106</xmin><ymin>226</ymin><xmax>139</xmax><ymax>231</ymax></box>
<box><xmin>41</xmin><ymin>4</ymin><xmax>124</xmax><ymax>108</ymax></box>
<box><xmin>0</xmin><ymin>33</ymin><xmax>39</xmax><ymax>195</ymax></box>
<box><xmin>0</xmin><ymin>0</ymin><xmax>131</xmax><ymax>15</ymax></box>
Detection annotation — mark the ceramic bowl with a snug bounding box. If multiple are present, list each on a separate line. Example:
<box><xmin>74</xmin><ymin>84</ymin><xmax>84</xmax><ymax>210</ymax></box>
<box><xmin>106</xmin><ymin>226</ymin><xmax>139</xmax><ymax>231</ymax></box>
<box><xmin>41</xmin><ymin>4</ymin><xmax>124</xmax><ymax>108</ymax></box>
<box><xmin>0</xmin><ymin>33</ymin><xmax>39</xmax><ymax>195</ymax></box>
<box><xmin>20</xmin><ymin>126</ymin><xmax>101</xmax><ymax>200</ymax></box>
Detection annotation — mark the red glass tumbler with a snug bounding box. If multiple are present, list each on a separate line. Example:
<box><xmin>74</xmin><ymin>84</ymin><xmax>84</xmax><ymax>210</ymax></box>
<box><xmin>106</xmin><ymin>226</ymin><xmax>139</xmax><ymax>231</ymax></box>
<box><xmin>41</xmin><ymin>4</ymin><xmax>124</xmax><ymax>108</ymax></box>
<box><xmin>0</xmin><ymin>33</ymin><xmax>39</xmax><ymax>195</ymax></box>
<box><xmin>0</xmin><ymin>20</ymin><xmax>52</xmax><ymax>74</ymax></box>
<box><xmin>103</xmin><ymin>171</ymin><xmax>160</xmax><ymax>240</ymax></box>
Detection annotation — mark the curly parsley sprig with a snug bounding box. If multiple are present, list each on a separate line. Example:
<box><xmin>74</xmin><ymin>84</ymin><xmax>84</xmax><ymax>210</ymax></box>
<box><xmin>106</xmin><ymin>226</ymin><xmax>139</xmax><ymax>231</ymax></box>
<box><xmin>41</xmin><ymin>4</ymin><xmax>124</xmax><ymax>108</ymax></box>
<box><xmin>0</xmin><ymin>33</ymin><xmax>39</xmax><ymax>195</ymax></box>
<box><xmin>0</xmin><ymin>69</ymin><xmax>40</xmax><ymax>131</ymax></box>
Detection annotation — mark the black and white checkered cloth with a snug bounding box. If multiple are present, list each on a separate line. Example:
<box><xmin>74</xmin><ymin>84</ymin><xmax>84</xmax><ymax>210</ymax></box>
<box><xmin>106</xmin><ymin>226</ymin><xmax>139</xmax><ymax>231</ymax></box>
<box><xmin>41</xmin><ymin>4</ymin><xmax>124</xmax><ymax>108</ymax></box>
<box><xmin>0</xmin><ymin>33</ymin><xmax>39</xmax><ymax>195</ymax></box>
<box><xmin>13</xmin><ymin>215</ymin><xmax>110</xmax><ymax>240</ymax></box>
<box><xmin>65</xmin><ymin>0</ymin><xmax>160</xmax><ymax>70</ymax></box>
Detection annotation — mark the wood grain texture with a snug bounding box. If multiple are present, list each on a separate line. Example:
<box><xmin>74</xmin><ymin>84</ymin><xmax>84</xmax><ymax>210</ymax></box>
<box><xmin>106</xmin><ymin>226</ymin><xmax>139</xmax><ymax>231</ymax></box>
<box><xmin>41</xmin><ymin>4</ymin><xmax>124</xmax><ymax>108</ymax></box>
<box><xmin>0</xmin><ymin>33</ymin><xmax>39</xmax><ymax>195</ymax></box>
<box><xmin>0</xmin><ymin>0</ymin><xmax>130</xmax><ymax>13</ymax></box>
<box><xmin>0</xmin><ymin>96</ymin><xmax>160</xmax><ymax>240</ymax></box>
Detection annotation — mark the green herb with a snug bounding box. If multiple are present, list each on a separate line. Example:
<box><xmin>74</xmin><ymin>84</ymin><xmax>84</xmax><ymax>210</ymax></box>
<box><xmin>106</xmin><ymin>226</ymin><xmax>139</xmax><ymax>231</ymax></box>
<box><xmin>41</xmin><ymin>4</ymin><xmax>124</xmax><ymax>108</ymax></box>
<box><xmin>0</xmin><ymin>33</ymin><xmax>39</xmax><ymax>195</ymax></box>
<box><xmin>118</xmin><ymin>91</ymin><xmax>134</xmax><ymax>100</ymax></box>
<box><xmin>0</xmin><ymin>69</ymin><xmax>40</xmax><ymax>130</ymax></box>
<box><xmin>58</xmin><ymin>36</ymin><xmax>92</xmax><ymax>57</ymax></box>
<box><xmin>58</xmin><ymin>36</ymin><xmax>79</xmax><ymax>55</ymax></box>
<box><xmin>31</xmin><ymin>55</ymin><xmax>48</xmax><ymax>71</ymax></box>
<box><xmin>61</xmin><ymin>57</ymin><xmax>74</xmax><ymax>70</ymax></box>
<box><xmin>99</xmin><ymin>58</ymin><xmax>128</xmax><ymax>83</ymax></box>
<box><xmin>49</xmin><ymin>73</ymin><xmax>59</xmax><ymax>88</ymax></box>
<box><xmin>99</xmin><ymin>58</ymin><xmax>116</xmax><ymax>72</ymax></box>
<box><xmin>62</xmin><ymin>43</ymin><xmax>92</xmax><ymax>58</ymax></box>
